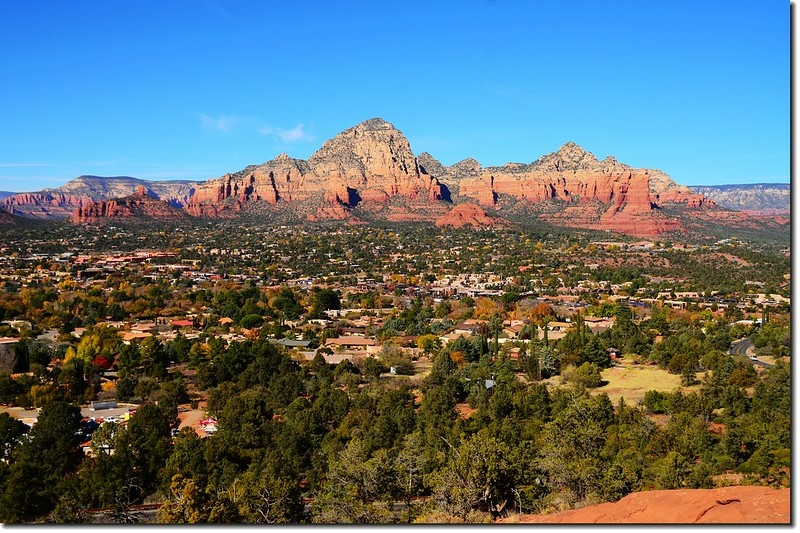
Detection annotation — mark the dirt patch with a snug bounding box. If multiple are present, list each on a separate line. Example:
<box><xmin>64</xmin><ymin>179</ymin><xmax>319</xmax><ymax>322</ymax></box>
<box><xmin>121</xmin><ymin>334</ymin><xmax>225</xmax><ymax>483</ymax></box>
<box><xmin>594</xmin><ymin>364</ymin><xmax>685</xmax><ymax>405</ymax></box>
<box><xmin>411</xmin><ymin>356</ymin><xmax>432</xmax><ymax>380</ymax></box>
<box><xmin>455</xmin><ymin>403</ymin><xmax>477</xmax><ymax>420</ymax></box>
<box><xmin>704</xmin><ymin>253</ymin><xmax>752</xmax><ymax>267</ymax></box>
<box><xmin>177</xmin><ymin>404</ymin><xmax>207</xmax><ymax>437</ymax></box>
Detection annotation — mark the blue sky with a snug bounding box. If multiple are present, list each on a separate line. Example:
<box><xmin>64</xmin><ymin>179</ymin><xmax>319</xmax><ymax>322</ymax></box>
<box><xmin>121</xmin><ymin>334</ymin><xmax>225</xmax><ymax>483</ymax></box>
<box><xmin>0</xmin><ymin>1</ymin><xmax>789</xmax><ymax>191</ymax></box>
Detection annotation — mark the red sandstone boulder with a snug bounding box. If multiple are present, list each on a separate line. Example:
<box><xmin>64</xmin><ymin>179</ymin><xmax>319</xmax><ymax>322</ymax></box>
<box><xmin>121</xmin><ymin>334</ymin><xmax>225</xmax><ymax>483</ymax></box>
<box><xmin>499</xmin><ymin>486</ymin><xmax>790</xmax><ymax>524</ymax></box>
<box><xmin>435</xmin><ymin>202</ymin><xmax>508</xmax><ymax>228</ymax></box>
<box><xmin>72</xmin><ymin>187</ymin><xmax>191</xmax><ymax>224</ymax></box>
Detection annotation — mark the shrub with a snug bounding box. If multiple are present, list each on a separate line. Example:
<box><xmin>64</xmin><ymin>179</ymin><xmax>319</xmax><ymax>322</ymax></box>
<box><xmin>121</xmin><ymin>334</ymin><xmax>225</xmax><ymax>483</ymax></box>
<box><xmin>572</xmin><ymin>362</ymin><xmax>602</xmax><ymax>389</ymax></box>
<box><xmin>240</xmin><ymin>314</ymin><xmax>265</xmax><ymax>329</ymax></box>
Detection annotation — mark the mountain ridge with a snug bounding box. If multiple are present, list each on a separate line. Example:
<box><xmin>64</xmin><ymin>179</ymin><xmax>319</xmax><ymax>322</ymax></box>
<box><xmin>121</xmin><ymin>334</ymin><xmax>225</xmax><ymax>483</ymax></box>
<box><xmin>2</xmin><ymin>175</ymin><xmax>198</xmax><ymax>219</ymax></box>
<box><xmin>688</xmin><ymin>183</ymin><xmax>789</xmax><ymax>214</ymax></box>
<box><xmin>0</xmin><ymin>118</ymin><xmax>786</xmax><ymax>237</ymax></box>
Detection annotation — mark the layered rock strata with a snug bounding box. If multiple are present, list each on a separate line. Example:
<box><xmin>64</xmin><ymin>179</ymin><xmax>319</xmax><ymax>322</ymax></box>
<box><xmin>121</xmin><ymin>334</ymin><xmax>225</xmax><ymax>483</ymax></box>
<box><xmin>72</xmin><ymin>186</ymin><xmax>191</xmax><ymax>223</ymax></box>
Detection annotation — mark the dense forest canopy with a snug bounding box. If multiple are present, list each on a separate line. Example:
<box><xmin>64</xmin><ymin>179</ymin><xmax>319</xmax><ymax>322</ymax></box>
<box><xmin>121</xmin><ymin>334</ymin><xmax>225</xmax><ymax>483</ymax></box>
<box><xmin>0</xmin><ymin>221</ymin><xmax>790</xmax><ymax>523</ymax></box>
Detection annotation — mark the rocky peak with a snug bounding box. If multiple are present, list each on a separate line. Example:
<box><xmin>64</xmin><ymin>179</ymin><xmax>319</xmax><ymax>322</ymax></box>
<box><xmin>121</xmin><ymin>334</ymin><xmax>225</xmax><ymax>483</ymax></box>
<box><xmin>531</xmin><ymin>142</ymin><xmax>601</xmax><ymax>172</ymax></box>
<box><xmin>354</xmin><ymin>117</ymin><xmax>395</xmax><ymax>131</ymax></box>
<box><xmin>448</xmin><ymin>158</ymin><xmax>483</xmax><ymax>179</ymax></box>
<box><xmin>308</xmin><ymin>117</ymin><xmax>421</xmax><ymax>179</ymax></box>
<box><xmin>417</xmin><ymin>152</ymin><xmax>447</xmax><ymax>178</ymax></box>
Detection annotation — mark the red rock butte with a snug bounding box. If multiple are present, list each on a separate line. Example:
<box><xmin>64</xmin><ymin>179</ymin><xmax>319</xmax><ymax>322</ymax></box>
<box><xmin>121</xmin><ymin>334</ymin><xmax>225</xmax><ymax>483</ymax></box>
<box><xmin>72</xmin><ymin>188</ymin><xmax>190</xmax><ymax>224</ymax></box>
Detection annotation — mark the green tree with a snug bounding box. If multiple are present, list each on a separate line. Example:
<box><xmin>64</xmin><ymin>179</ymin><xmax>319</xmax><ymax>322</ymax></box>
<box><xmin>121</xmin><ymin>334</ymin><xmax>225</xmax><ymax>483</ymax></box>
<box><xmin>538</xmin><ymin>392</ymin><xmax>612</xmax><ymax>507</ymax></box>
<box><xmin>311</xmin><ymin>438</ymin><xmax>395</xmax><ymax>524</ymax></box>
<box><xmin>239</xmin><ymin>313</ymin><xmax>264</xmax><ymax>329</ymax></box>
<box><xmin>0</xmin><ymin>412</ymin><xmax>28</xmax><ymax>462</ymax></box>
<box><xmin>272</xmin><ymin>287</ymin><xmax>302</xmax><ymax>322</ymax></box>
<box><xmin>571</xmin><ymin>362</ymin><xmax>602</xmax><ymax>389</ymax></box>
<box><xmin>157</xmin><ymin>474</ymin><xmax>210</xmax><ymax>523</ymax></box>
<box><xmin>429</xmin><ymin>429</ymin><xmax>514</xmax><ymax>519</ymax></box>
<box><xmin>0</xmin><ymin>401</ymin><xmax>83</xmax><ymax>521</ymax></box>
<box><xmin>234</xmin><ymin>456</ymin><xmax>306</xmax><ymax>523</ymax></box>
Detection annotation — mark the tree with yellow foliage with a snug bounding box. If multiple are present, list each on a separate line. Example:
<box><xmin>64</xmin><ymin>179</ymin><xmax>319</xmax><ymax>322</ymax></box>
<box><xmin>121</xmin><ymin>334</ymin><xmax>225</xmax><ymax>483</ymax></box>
<box><xmin>472</xmin><ymin>297</ymin><xmax>503</xmax><ymax>320</ymax></box>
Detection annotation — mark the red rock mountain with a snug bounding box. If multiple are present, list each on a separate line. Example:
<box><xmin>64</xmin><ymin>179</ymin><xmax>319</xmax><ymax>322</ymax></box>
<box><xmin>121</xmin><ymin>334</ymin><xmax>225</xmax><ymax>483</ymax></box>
<box><xmin>3</xmin><ymin>176</ymin><xmax>197</xmax><ymax>219</ymax></box>
<box><xmin>72</xmin><ymin>186</ymin><xmax>191</xmax><ymax>224</ymax></box>
<box><xmin>4</xmin><ymin>192</ymin><xmax>94</xmax><ymax>219</ymax></box>
<box><xmin>2</xmin><ymin>118</ymin><xmax>775</xmax><ymax>237</ymax></box>
<box><xmin>183</xmin><ymin>119</ymin><xmax>717</xmax><ymax>235</ymax></box>
<box><xmin>432</xmin><ymin>142</ymin><xmax>712</xmax><ymax>235</ymax></box>
<box><xmin>186</xmin><ymin>118</ymin><xmax>446</xmax><ymax>221</ymax></box>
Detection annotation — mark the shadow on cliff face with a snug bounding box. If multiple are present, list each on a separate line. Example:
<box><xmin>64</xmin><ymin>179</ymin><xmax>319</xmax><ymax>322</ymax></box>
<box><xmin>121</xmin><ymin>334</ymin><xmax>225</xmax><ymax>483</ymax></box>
<box><xmin>345</xmin><ymin>187</ymin><xmax>362</xmax><ymax>208</ymax></box>
<box><xmin>439</xmin><ymin>183</ymin><xmax>452</xmax><ymax>203</ymax></box>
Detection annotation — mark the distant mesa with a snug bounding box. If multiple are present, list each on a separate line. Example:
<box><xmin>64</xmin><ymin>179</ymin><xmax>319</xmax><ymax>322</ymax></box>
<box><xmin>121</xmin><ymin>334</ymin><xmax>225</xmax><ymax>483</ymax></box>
<box><xmin>0</xmin><ymin>118</ymin><xmax>784</xmax><ymax>237</ymax></box>
<box><xmin>689</xmin><ymin>183</ymin><xmax>790</xmax><ymax>215</ymax></box>
<box><xmin>72</xmin><ymin>187</ymin><xmax>191</xmax><ymax>224</ymax></box>
<box><xmin>2</xmin><ymin>175</ymin><xmax>197</xmax><ymax>219</ymax></box>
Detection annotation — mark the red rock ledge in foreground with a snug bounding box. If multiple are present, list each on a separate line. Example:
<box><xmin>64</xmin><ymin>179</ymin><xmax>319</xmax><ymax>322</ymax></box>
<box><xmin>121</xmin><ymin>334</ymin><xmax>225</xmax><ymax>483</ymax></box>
<box><xmin>499</xmin><ymin>486</ymin><xmax>790</xmax><ymax>524</ymax></box>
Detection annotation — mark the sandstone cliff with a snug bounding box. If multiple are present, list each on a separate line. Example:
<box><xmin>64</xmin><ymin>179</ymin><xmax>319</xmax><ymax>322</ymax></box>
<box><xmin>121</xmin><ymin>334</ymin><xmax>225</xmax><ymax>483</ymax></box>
<box><xmin>182</xmin><ymin>122</ymin><xmax>717</xmax><ymax>236</ymax></box>
<box><xmin>72</xmin><ymin>186</ymin><xmax>191</xmax><ymax>224</ymax></box>
<box><xmin>4</xmin><ymin>192</ymin><xmax>94</xmax><ymax>219</ymax></box>
<box><xmin>4</xmin><ymin>176</ymin><xmax>197</xmax><ymax>219</ymax></box>
<box><xmin>186</xmin><ymin>118</ymin><xmax>446</xmax><ymax>219</ymax></box>
<box><xmin>449</xmin><ymin>142</ymin><xmax>711</xmax><ymax>236</ymax></box>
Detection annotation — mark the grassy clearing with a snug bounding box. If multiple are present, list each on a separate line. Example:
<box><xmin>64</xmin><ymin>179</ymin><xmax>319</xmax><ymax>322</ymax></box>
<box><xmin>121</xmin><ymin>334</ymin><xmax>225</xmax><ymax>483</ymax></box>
<box><xmin>593</xmin><ymin>364</ymin><xmax>703</xmax><ymax>405</ymax></box>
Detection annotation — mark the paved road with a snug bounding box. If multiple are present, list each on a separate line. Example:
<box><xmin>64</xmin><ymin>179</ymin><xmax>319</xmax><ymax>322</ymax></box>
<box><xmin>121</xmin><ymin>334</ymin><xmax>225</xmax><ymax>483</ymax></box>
<box><xmin>728</xmin><ymin>338</ymin><xmax>754</xmax><ymax>356</ymax></box>
<box><xmin>728</xmin><ymin>338</ymin><xmax>774</xmax><ymax>368</ymax></box>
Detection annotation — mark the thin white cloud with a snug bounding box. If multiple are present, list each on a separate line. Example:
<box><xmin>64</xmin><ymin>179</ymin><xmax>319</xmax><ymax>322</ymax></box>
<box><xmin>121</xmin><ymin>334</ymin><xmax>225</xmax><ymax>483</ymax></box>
<box><xmin>198</xmin><ymin>113</ymin><xmax>313</xmax><ymax>144</ymax></box>
<box><xmin>197</xmin><ymin>113</ymin><xmax>239</xmax><ymax>133</ymax></box>
<box><xmin>259</xmin><ymin>123</ymin><xmax>314</xmax><ymax>143</ymax></box>
<box><xmin>77</xmin><ymin>160</ymin><xmax>119</xmax><ymax>167</ymax></box>
<box><xmin>0</xmin><ymin>163</ymin><xmax>54</xmax><ymax>167</ymax></box>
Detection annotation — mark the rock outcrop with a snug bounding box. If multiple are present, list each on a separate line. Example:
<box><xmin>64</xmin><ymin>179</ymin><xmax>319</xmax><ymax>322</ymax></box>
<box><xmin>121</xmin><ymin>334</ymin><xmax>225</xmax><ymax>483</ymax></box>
<box><xmin>435</xmin><ymin>202</ymin><xmax>508</xmax><ymax>228</ymax></box>
<box><xmin>186</xmin><ymin>118</ymin><xmax>446</xmax><ymax>218</ymax></box>
<box><xmin>72</xmin><ymin>186</ymin><xmax>191</xmax><ymax>224</ymax></box>
<box><xmin>500</xmin><ymin>486</ymin><xmax>790</xmax><ymax>524</ymax></box>
<box><xmin>182</xmin><ymin>127</ymin><xmax>716</xmax><ymax>236</ymax></box>
<box><xmin>4</xmin><ymin>176</ymin><xmax>197</xmax><ymax>219</ymax></box>
<box><xmin>450</xmin><ymin>142</ymin><xmax>711</xmax><ymax>236</ymax></box>
<box><xmin>3</xmin><ymin>192</ymin><xmax>93</xmax><ymax>219</ymax></box>
<box><xmin>308</xmin><ymin>118</ymin><xmax>445</xmax><ymax>205</ymax></box>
